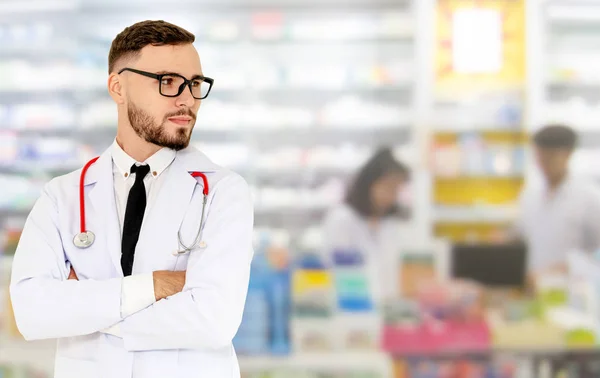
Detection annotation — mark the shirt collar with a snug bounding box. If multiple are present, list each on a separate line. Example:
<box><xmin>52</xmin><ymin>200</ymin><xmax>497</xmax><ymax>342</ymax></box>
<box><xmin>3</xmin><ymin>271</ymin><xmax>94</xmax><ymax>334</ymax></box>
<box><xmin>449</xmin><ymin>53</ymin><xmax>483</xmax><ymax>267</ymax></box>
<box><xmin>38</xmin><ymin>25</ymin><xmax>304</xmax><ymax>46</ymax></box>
<box><xmin>544</xmin><ymin>173</ymin><xmax>572</xmax><ymax>199</ymax></box>
<box><xmin>110</xmin><ymin>139</ymin><xmax>176</xmax><ymax>179</ymax></box>
<box><xmin>146</xmin><ymin>145</ymin><xmax>176</xmax><ymax>178</ymax></box>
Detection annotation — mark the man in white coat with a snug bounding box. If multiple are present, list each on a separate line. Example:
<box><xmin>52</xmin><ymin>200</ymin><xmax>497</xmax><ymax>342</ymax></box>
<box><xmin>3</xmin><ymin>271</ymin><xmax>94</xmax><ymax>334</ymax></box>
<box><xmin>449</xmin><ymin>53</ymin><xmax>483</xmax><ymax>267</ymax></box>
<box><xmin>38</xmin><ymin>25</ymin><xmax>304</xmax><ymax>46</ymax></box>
<box><xmin>10</xmin><ymin>20</ymin><xmax>254</xmax><ymax>378</ymax></box>
<box><xmin>512</xmin><ymin>124</ymin><xmax>600</xmax><ymax>277</ymax></box>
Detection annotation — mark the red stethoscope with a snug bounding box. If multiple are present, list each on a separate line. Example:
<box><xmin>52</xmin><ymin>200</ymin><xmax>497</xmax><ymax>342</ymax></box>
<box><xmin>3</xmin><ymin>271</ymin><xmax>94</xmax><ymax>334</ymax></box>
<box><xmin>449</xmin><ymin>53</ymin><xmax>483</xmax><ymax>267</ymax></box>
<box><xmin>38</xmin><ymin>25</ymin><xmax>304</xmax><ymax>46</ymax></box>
<box><xmin>73</xmin><ymin>156</ymin><xmax>210</xmax><ymax>256</ymax></box>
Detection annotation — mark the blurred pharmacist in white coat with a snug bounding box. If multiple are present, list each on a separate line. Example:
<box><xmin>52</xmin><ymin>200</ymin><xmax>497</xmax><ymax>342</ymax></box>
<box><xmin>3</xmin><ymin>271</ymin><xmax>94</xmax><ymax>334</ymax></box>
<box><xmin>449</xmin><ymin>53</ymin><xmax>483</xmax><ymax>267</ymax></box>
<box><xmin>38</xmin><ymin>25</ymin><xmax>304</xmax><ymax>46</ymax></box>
<box><xmin>322</xmin><ymin>147</ymin><xmax>411</xmax><ymax>303</ymax></box>
<box><xmin>10</xmin><ymin>21</ymin><xmax>254</xmax><ymax>378</ymax></box>
<box><xmin>513</xmin><ymin>124</ymin><xmax>600</xmax><ymax>277</ymax></box>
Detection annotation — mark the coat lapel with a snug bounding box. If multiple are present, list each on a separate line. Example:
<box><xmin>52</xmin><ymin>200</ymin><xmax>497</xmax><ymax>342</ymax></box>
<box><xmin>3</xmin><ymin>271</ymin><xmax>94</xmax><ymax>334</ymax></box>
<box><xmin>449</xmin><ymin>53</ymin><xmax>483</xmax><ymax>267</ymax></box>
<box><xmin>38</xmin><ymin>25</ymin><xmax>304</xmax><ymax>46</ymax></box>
<box><xmin>86</xmin><ymin>150</ymin><xmax>124</xmax><ymax>276</ymax></box>
<box><xmin>133</xmin><ymin>153</ymin><xmax>199</xmax><ymax>271</ymax></box>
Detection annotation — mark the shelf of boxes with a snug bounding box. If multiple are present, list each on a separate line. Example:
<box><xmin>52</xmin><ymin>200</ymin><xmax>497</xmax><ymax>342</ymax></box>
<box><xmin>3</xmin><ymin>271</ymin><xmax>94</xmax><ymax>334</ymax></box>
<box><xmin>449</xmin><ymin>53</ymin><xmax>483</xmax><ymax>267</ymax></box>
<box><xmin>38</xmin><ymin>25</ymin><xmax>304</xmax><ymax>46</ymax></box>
<box><xmin>239</xmin><ymin>352</ymin><xmax>393</xmax><ymax>376</ymax></box>
<box><xmin>0</xmin><ymin>0</ymin><xmax>420</xmax><ymax>238</ymax></box>
<box><xmin>429</xmin><ymin>127</ymin><xmax>527</xmax><ymax>242</ymax></box>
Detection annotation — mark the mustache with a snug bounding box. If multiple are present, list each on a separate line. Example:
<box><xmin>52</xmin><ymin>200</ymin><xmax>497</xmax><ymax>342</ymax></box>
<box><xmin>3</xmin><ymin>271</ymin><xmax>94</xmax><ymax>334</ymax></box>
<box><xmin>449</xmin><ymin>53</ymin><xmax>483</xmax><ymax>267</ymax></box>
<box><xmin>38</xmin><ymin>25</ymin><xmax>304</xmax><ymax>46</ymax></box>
<box><xmin>165</xmin><ymin>108</ymin><xmax>196</xmax><ymax>120</ymax></box>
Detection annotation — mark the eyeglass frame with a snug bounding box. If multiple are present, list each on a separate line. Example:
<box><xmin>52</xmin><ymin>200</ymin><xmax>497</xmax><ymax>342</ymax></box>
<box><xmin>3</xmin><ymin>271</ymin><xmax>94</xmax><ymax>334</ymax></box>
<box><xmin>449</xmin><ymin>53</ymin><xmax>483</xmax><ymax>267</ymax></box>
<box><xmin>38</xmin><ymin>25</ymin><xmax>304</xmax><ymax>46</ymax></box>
<box><xmin>117</xmin><ymin>67</ymin><xmax>214</xmax><ymax>100</ymax></box>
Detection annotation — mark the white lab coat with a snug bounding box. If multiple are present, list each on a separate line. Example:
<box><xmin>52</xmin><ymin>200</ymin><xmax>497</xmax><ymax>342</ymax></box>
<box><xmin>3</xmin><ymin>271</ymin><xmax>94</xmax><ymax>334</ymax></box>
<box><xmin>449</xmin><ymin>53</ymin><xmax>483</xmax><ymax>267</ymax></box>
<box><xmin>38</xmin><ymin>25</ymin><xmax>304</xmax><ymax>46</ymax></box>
<box><xmin>9</xmin><ymin>146</ymin><xmax>254</xmax><ymax>378</ymax></box>
<box><xmin>515</xmin><ymin>175</ymin><xmax>600</xmax><ymax>272</ymax></box>
<box><xmin>321</xmin><ymin>203</ymin><xmax>410</xmax><ymax>304</ymax></box>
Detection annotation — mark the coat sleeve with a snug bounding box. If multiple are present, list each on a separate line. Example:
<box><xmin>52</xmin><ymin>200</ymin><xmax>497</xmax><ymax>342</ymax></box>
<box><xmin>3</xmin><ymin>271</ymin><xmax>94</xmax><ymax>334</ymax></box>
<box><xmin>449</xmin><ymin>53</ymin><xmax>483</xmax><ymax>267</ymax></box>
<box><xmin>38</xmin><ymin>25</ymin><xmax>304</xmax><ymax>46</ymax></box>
<box><xmin>9</xmin><ymin>183</ymin><xmax>124</xmax><ymax>340</ymax></box>
<box><xmin>119</xmin><ymin>174</ymin><xmax>254</xmax><ymax>351</ymax></box>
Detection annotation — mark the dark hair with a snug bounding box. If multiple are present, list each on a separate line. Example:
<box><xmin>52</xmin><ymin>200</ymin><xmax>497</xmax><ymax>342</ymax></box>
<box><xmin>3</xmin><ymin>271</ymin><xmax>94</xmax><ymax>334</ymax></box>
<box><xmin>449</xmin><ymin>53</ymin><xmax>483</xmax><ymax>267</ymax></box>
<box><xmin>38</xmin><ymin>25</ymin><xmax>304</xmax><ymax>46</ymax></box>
<box><xmin>108</xmin><ymin>20</ymin><xmax>195</xmax><ymax>74</ymax></box>
<box><xmin>345</xmin><ymin>147</ymin><xmax>410</xmax><ymax>218</ymax></box>
<box><xmin>533</xmin><ymin>124</ymin><xmax>577</xmax><ymax>150</ymax></box>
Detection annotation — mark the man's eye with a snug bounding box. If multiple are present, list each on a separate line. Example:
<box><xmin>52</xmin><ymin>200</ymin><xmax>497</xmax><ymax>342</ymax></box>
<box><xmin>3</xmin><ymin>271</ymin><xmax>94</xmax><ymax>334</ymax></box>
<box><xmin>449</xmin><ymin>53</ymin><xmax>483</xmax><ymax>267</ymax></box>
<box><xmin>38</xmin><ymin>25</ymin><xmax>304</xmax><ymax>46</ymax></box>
<box><xmin>161</xmin><ymin>78</ymin><xmax>173</xmax><ymax>85</ymax></box>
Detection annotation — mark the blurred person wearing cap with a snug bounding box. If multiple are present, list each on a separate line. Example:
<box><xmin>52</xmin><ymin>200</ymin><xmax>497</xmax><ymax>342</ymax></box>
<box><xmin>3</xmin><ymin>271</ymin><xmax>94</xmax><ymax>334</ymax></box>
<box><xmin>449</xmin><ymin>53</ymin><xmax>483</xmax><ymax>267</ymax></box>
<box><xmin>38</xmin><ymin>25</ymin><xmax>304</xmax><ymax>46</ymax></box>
<box><xmin>511</xmin><ymin>124</ymin><xmax>600</xmax><ymax>278</ymax></box>
<box><xmin>321</xmin><ymin>147</ymin><xmax>412</xmax><ymax>303</ymax></box>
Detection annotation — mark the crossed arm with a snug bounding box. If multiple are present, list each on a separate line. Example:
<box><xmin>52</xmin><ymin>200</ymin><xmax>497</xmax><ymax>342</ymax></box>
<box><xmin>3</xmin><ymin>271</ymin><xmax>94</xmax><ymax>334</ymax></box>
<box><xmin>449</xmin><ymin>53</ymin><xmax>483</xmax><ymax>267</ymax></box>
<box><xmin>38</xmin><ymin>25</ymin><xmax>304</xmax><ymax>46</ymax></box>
<box><xmin>10</xmin><ymin>174</ymin><xmax>254</xmax><ymax>351</ymax></box>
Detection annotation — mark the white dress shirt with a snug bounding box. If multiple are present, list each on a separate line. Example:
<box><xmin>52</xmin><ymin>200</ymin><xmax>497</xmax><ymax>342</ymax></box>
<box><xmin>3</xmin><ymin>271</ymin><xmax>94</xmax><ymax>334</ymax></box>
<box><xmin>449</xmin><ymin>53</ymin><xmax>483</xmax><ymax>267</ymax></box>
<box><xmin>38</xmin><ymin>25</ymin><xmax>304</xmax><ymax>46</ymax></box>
<box><xmin>105</xmin><ymin>139</ymin><xmax>177</xmax><ymax>335</ymax></box>
<box><xmin>515</xmin><ymin>174</ymin><xmax>600</xmax><ymax>272</ymax></box>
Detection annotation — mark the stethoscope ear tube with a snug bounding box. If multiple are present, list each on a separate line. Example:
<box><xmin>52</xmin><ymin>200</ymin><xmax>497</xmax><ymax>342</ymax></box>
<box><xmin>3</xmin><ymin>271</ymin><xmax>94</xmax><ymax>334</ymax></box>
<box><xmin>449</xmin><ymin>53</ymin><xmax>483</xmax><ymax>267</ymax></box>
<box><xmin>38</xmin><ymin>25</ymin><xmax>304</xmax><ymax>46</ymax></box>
<box><xmin>74</xmin><ymin>156</ymin><xmax>100</xmax><ymax>249</ymax></box>
<box><xmin>73</xmin><ymin>157</ymin><xmax>210</xmax><ymax>254</ymax></box>
<box><xmin>174</xmin><ymin>191</ymin><xmax>208</xmax><ymax>255</ymax></box>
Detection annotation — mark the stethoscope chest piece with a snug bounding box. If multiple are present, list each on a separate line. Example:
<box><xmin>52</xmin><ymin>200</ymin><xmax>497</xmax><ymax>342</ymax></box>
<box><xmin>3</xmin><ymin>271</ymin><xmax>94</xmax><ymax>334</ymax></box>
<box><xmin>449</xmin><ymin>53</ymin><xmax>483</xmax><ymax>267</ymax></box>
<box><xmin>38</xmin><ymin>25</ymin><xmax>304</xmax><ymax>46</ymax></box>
<box><xmin>73</xmin><ymin>231</ymin><xmax>95</xmax><ymax>249</ymax></box>
<box><xmin>171</xmin><ymin>240</ymin><xmax>208</xmax><ymax>256</ymax></box>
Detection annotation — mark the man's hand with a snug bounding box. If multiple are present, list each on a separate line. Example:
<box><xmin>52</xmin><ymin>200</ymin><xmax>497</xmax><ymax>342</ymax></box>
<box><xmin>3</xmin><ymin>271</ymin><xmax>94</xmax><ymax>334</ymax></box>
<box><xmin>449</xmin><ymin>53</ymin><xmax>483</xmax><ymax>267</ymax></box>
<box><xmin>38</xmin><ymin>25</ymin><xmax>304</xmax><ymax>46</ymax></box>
<box><xmin>68</xmin><ymin>266</ymin><xmax>78</xmax><ymax>280</ymax></box>
<box><xmin>153</xmin><ymin>271</ymin><xmax>186</xmax><ymax>301</ymax></box>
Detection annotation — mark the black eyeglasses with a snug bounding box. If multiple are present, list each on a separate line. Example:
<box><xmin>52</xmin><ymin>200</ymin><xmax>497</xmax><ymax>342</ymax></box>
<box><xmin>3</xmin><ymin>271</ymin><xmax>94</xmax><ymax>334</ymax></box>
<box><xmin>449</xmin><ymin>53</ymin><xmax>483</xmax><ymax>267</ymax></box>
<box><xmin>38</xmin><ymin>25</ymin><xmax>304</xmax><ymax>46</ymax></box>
<box><xmin>118</xmin><ymin>67</ymin><xmax>214</xmax><ymax>100</ymax></box>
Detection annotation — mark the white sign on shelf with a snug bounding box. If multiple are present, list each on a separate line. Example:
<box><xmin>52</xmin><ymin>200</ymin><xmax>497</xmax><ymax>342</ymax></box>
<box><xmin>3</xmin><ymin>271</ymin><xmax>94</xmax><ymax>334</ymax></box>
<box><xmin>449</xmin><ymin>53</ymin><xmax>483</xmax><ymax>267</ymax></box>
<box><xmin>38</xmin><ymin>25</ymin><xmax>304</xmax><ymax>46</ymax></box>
<box><xmin>452</xmin><ymin>8</ymin><xmax>503</xmax><ymax>74</ymax></box>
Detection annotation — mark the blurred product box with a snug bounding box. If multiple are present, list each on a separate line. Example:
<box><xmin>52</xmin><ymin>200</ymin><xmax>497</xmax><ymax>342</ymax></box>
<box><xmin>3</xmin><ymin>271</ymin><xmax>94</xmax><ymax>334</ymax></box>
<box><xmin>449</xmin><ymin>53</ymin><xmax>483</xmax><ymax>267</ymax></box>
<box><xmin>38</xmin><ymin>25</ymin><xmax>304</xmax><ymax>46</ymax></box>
<box><xmin>395</xmin><ymin>358</ymin><xmax>518</xmax><ymax>378</ymax></box>
<box><xmin>489</xmin><ymin>316</ymin><xmax>564</xmax><ymax>349</ymax></box>
<box><xmin>333</xmin><ymin>313</ymin><xmax>382</xmax><ymax>352</ymax></box>
<box><xmin>292</xmin><ymin>268</ymin><xmax>334</xmax><ymax>318</ymax></box>
<box><xmin>331</xmin><ymin>248</ymin><xmax>374</xmax><ymax>313</ymax></box>
<box><xmin>400</xmin><ymin>255</ymin><xmax>437</xmax><ymax>299</ymax></box>
<box><xmin>290</xmin><ymin>318</ymin><xmax>336</xmax><ymax>353</ymax></box>
<box><xmin>381</xmin><ymin>319</ymin><xmax>491</xmax><ymax>355</ymax></box>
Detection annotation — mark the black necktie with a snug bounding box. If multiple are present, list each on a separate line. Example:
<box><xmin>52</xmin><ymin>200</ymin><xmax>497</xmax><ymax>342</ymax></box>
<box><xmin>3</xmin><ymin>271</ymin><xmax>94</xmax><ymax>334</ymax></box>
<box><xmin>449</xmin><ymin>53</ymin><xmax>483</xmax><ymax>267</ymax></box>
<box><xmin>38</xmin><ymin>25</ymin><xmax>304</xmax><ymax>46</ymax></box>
<box><xmin>121</xmin><ymin>163</ymin><xmax>150</xmax><ymax>276</ymax></box>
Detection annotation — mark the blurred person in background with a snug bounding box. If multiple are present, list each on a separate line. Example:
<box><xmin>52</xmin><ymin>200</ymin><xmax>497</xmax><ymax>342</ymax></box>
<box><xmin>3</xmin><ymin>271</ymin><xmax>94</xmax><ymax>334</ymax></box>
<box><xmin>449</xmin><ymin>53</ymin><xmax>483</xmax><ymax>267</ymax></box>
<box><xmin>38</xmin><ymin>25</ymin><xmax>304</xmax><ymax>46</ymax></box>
<box><xmin>322</xmin><ymin>147</ymin><xmax>411</xmax><ymax>303</ymax></box>
<box><xmin>512</xmin><ymin>124</ymin><xmax>600</xmax><ymax>278</ymax></box>
<box><xmin>10</xmin><ymin>20</ymin><xmax>253</xmax><ymax>378</ymax></box>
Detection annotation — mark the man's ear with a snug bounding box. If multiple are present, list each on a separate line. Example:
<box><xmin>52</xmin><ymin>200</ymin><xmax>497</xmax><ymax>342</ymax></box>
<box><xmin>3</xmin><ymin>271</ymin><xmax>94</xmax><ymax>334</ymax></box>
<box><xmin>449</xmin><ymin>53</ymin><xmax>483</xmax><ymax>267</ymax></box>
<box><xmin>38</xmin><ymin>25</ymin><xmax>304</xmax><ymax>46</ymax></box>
<box><xmin>108</xmin><ymin>73</ymin><xmax>125</xmax><ymax>104</ymax></box>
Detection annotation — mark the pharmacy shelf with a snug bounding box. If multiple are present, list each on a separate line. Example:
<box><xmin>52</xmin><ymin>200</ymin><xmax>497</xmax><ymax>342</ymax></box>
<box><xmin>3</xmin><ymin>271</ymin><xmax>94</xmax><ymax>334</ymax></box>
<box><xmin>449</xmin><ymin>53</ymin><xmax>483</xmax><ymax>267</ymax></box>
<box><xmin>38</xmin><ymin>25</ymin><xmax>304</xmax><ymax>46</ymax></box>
<box><xmin>0</xmin><ymin>347</ymin><xmax>393</xmax><ymax>377</ymax></box>
<box><xmin>434</xmin><ymin>174</ymin><xmax>524</xmax><ymax>179</ymax></box>
<box><xmin>432</xmin><ymin>126</ymin><xmax>524</xmax><ymax>133</ymax></box>
<box><xmin>0</xmin><ymin>204</ymin><xmax>333</xmax><ymax>222</ymax></box>
<box><xmin>0</xmin><ymin>90</ymin><xmax>77</xmax><ymax>104</ymax></box>
<box><xmin>0</xmin><ymin>86</ymin><xmax>411</xmax><ymax>98</ymax></box>
<box><xmin>0</xmin><ymin>45</ymin><xmax>76</xmax><ymax>59</ymax></box>
<box><xmin>546</xmin><ymin>2</ymin><xmax>600</xmax><ymax>23</ymax></box>
<box><xmin>433</xmin><ymin>206</ymin><xmax>518</xmax><ymax>224</ymax></box>
<box><xmin>0</xmin><ymin>0</ymin><xmax>75</xmax><ymax>15</ymax></box>
<box><xmin>0</xmin><ymin>0</ymin><xmax>423</xmax><ymax>237</ymax></box>
<box><xmin>0</xmin><ymin>162</ymin><xmax>82</xmax><ymax>175</ymax></box>
<box><xmin>80</xmin><ymin>0</ymin><xmax>410</xmax><ymax>11</ymax></box>
<box><xmin>239</xmin><ymin>352</ymin><xmax>392</xmax><ymax>374</ymax></box>
<box><xmin>81</xmin><ymin>36</ymin><xmax>415</xmax><ymax>46</ymax></box>
<box><xmin>0</xmin><ymin>164</ymin><xmax>357</xmax><ymax>178</ymax></box>
<box><xmin>5</xmin><ymin>125</ymin><xmax>411</xmax><ymax>147</ymax></box>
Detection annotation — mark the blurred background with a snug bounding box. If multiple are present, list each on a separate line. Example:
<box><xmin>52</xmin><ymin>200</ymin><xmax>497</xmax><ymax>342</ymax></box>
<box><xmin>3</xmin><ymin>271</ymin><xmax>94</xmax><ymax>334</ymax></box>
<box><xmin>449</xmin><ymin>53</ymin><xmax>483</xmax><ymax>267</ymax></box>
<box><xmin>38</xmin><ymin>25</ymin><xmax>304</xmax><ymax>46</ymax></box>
<box><xmin>3</xmin><ymin>0</ymin><xmax>600</xmax><ymax>377</ymax></box>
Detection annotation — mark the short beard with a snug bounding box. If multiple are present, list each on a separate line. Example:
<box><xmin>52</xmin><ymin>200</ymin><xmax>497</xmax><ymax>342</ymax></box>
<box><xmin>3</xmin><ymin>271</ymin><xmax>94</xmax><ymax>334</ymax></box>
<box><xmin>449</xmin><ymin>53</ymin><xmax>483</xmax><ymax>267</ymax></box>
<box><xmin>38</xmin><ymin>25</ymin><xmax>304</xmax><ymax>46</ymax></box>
<box><xmin>127</xmin><ymin>101</ymin><xmax>193</xmax><ymax>151</ymax></box>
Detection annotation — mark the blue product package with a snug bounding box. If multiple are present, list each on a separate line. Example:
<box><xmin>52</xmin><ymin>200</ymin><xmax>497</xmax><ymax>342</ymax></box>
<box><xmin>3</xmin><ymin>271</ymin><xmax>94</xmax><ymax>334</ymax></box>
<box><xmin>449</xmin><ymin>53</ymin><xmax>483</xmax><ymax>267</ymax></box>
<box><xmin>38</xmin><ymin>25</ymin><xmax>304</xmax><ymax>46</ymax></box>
<box><xmin>268</xmin><ymin>268</ymin><xmax>291</xmax><ymax>355</ymax></box>
<box><xmin>337</xmin><ymin>296</ymin><xmax>373</xmax><ymax>312</ymax></box>
<box><xmin>332</xmin><ymin>248</ymin><xmax>364</xmax><ymax>266</ymax></box>
<box><xmin>234</xmin><ymin>288</ymin><xmax>269</xmax><ymax>354</ymax></box>
<box><xmin>296</xmin><ymin>253</ymin><xmax>327</xmax><ymax>270</ymax></box>
<box><xmin>234</xmin><ymin>251</ymin><xmax>270</xmax><ymax>354</ymax></box>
